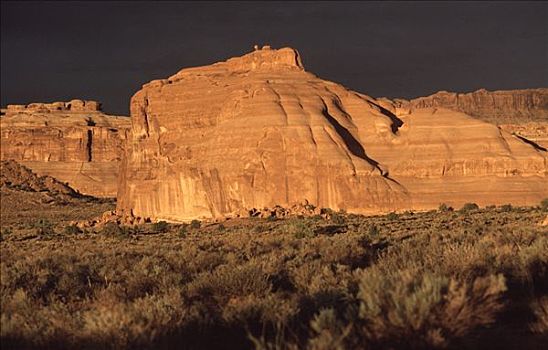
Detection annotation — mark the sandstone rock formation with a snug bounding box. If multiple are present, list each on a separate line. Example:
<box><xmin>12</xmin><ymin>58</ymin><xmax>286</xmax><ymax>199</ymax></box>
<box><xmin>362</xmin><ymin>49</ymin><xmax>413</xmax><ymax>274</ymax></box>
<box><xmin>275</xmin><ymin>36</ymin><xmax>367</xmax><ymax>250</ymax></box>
<box><xmin>117</xmin><ymin>47</ymin><xmax>548</xmax><ymax>221</ymax></box>
<box><xmin>390</xmin><ymin>88</ymin><xmax>548</xmax><ymax>124</ymax></box>
<box><xmin>0</xmin><ymin>100</ymin><xmax>130</xmax><ymax>197</ymax></box>
<box><xmin>497</xmin><ymin>122</ymin><xmax>548</xmax><ymax>150</ymax></box>
<box><xmin>383</xmin><ymin>88</ymin><xmax>548</xmax><ymax>151</ymax></box>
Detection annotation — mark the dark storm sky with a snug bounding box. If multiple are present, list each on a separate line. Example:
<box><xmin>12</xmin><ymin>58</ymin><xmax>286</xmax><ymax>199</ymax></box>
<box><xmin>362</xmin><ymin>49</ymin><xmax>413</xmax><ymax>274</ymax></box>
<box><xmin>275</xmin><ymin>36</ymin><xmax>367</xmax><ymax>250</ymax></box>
<box><xmin>1</xmin><ymin>1</ymin><xmax>547</xmax><ymax>115</ymax></box>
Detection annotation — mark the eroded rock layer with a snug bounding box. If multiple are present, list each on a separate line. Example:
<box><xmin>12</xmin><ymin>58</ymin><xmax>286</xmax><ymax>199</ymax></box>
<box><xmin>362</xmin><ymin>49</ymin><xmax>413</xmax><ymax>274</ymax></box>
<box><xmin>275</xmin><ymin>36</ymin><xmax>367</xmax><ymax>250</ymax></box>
<box><xmin>0</xmin><ymin>100</ymin><xmax>130</xmax><ymax>197</ymax></box>
<box><xmin>382</xmin><ymin>88</ymin><xmax>548</xmax><ymax>151</ymax></box>
<box><xmin>391</xmin><ymin>88</ymin><xmax>548</xmax><ymax>124</ymax></box>
<box><xmin>117</xmin><ymin>47</ymin><xmax>547</xmax><ymax>221</ymax></box>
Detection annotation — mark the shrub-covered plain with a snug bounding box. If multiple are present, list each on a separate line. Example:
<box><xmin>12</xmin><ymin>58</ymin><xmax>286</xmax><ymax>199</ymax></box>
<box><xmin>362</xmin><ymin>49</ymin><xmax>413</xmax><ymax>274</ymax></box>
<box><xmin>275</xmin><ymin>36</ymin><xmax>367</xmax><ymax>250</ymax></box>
<box><xmin>0</xmin><ymin>202</ymin><xmax>547</xmax><ymax>349</ymax></box>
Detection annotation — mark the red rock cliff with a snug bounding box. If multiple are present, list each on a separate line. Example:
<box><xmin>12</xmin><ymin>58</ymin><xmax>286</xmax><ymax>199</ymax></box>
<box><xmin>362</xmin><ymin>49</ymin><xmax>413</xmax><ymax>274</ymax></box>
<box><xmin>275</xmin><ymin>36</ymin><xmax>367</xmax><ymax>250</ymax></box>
<box><xmin>0</xmin><ymin>100</ymin><xmax>130</xmax><ymax>197</ymax></box>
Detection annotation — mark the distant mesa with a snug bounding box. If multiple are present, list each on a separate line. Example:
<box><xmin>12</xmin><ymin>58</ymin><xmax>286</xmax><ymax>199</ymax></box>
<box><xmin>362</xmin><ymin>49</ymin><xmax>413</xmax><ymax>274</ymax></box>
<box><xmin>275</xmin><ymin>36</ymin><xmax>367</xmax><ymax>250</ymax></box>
<box><xmin>5</xmin><ymin>99</ymin><xmax>103</xmax><ymax>115</ymax></box>
<box><xmin>390</xmin><ymin>88</ymin><xmax>548</xmax><ymax>124</ymax></box>
<box><xmin>113</xmin><ymin>46</ymin><xmax>547</xmax><ymax>222</ymax></box>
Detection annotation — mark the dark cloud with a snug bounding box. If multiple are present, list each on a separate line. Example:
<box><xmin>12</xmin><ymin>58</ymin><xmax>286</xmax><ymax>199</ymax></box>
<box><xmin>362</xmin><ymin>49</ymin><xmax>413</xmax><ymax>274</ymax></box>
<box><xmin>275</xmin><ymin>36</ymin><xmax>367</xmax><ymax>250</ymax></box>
<box><xmin>1</xmin><ymin>1</ymin><xmax>547</xmax><ymax>115</ymax></box>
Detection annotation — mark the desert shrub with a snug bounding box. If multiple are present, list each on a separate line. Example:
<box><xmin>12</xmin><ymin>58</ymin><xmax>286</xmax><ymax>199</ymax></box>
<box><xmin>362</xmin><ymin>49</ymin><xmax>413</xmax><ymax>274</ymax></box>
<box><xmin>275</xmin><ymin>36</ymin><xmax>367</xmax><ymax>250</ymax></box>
<box><xmin>499</xmin><ymin>204</ymin><xmax>512</xmax><ymax>212</ymax></box>
<box><xmin>541</xmin><ymin>198</ymin><xmax>548</xmax><ymax>212</ymax></box>
<box><xmin>529</xmin><ymin>296</ymin><xmax>548</xmax><ymax>334</ymax></box>
<box><xmin>190</xmin><ymin>219</ymin><xmax>201</xmax><ymax>229</ymax></box>
<box><xmin>63</xmin><ymin>224</ymin><xmax>81</xmax><ymax>235</ymax></box>
<box><xmin>354</xmin><ymin>268</ymin><xmax>507</xmax><ymax>348</ymax></box>
<box><xmin>386</xmin><ymin>212</ymin><xmax>398</xmax><ymax>221</ymax></box>
<box><xmin>100</xmin><ymin>222</ymin><xmax>126</xmax><ymax>236</ymax></box>
<box><xmin>253</xmin><ymin>224</ymin><xmax>267</xmax><ymax>234</ymax></box>
<box><xmin>460</xmin><ymin>203</ymin><xmax>479</xmax><ymax>213</ymax></box>
<box><xmin>304</xmin><ymin>308</ymin><xmax>352</xmax><ymax>350</ymax></box>
<box><xmin>178</xmin><ymin>224</ymin><xmax>189</xmax><ymax>237</ymax></box>
<box><xmin>217</xmin><ymin>224</ymin><xmax>226</xmax><ymax>232</ymax></box>
<box><xmin>1</xmin><ymin>227</ymin><xmax>12</xmax><ymax>241</ymax></box>
<box><xmin>321</xmin><ymin>208</ymin><xmax>345</xmax><ymax>225</ymax></box>
<box><xmin>438</xmin><ymin>203</ymin><xmax>453</xmax><ymax>212</ymax></box>
<box><xmin>331</xmin><ymin>213</ymin><xmax>346</xmax><ymax>225</ymax></box>
<box><xmin>34</xmin><ymin>218</ymin><xmax>55</xmax><ymax>236</ymax></box>
<box><xmin>286</xmin><ymin>219</ymin><xmax>315</xmax><ymax>239</ymax></box>
<box><xmin>321</xmin><ymin>224</ymin><xmax>349</xmax><ymax>237</ymax></box>
<box><xmin>80</xmin><ymin>289</ymin><xmax>185</xmax><ymax>348</ymax></box>
<box><xmin>151</xmin><ymin>220</ymin><xmax>169</xmax><ymax>233</ymax></box>
<box><xmin>368</xmin><ymin>225</ymin><xmax>380</xmax><ymax>237</ymax></box>
<box><xmin>186</xmin><ymin>262</ymin><xmax>272</xmax><ymax>301</ymax></box>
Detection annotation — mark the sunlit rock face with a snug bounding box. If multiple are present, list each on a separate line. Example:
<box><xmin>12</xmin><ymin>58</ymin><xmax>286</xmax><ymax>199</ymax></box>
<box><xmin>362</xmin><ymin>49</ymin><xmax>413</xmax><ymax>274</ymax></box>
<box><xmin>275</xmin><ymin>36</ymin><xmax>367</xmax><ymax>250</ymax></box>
<box><xmin>391</xmin><ymin>88</ymin><xmax>548</xmax><ymax>124</ymax></box>
<box><xmin>0</xmin><ymin>100</ymin><xmax>130</xmax><ymax>197</ymax></box>
<box><xmin>118</xmin><ymin>47</ymin><xmax>547</xmax><ymax>221</ymax></box>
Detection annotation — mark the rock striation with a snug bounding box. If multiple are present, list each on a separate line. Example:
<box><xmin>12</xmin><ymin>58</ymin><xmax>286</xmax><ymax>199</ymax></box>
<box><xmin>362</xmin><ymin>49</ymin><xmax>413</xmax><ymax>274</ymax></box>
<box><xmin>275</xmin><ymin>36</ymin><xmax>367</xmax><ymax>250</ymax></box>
<box><xmin>117</xmin><ymin>47</ymin><xmax>548</xmax><ymax>221</ymax></box>
<box><xmin>0</xmin><ymin>100</ymin><xmax>130</xmax><ymax>197</ymax></box>
<box><xmin>390</xmin><ymin>88</ymin><xmax>548</xmax><ymax>124</ymax></box>
<box><xmin>383</xmin><ymin>88</ymin><xmax>548</xmax><ymax>151</ymax></box>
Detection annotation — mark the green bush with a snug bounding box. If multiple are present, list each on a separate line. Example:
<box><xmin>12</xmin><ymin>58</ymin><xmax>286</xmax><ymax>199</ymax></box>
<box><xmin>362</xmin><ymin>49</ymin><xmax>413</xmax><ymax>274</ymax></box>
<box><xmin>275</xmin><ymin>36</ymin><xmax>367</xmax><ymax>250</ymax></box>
<box><xmin>286</xmin><ymin>219</ymin><xmax>315</xmax><ymax>239</ymax></box>
<box><xmin>368</xmin><ymin>225</ymin><xmax>380</xmax><ymax>237</ymax></box>
<box><xmin>354</xmin><ymin>268</ymin><xmax>507</xmax><ymax>348</ymax></box>
<box><xmin>100</xmin><ymin>222</ymin><xmax>125</xmax><ymax>236</ymax></box>
<box><xmin>529</xmin><ymin>296</ymin><xmax>548</xmax><ymax>334</ymax></box>
<box><xmin>499</xmin><ymin>204</ymin><xmax>512</xmax><ymax>212</ymax></box>
<box><xmin>63</xmin><ymin>224</ymin><xmax>82</xmax><ymax>235</ymax></box>
<box><xmin>460</xmin><ymin>203</ymin><xmax>479</xmax><ymax>212</ymax></box>
<box><xmin>540</xmin><ymin>198</ymin><xmax>548</xmax><ymax>212</ymax></box>
<box><xmin>190</xmin><ymin>219</ymin><xmax>201</xmax><ymax>229</ymax></box>
<box><xmin>386</xmin><ymin>212</ymin><xmax>398</xmax><ymax>221</ymax></box>
<box><xmin>152</xmin><ymin>220</ymin><xmax>169</xmax><ymax>233</ymax></box>
<box><xmin>178</xmin><ymin>224</ymin><xmax>188</xmax><ymax>237</ymax></box>
<box><xmin>35</xmin><ymin>218</ymin><xmax>55</xmax><ymax>236</ymax></box>
<box><xmin>331</xmin><ymin>213</ymin><xmax>346</xmax><ymax>225</ymax></box>
<box><xmin>438</xmin><ymin>203</ymin><xmax>453</xmax><ymax>212</ymax></box>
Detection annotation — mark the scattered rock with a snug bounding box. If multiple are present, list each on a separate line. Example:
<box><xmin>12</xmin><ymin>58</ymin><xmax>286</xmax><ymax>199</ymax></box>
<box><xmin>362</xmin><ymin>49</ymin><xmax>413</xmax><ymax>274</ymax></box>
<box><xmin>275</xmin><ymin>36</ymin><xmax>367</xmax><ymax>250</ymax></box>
<box><xmin>247</xmin><ymin>201</ymin><xmax>321</xmax><ymax>219</ymax></box>
<box><xmin>73</xmin><ymin>209</ymin><xmax>151</xmax><ymax>229</ymax></box>
<box><xmin>1</xmin><ymin>160</ymin><xmax>80</xmax><ymax>200</ymax></box>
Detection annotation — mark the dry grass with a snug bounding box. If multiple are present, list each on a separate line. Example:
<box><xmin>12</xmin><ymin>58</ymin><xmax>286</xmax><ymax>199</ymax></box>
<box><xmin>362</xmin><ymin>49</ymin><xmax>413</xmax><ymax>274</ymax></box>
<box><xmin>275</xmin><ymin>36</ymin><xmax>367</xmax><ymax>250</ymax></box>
<box><xmin>1</xmin><ymin>196</ymin><xmax>547</xmax><ymax>349</ymax></box>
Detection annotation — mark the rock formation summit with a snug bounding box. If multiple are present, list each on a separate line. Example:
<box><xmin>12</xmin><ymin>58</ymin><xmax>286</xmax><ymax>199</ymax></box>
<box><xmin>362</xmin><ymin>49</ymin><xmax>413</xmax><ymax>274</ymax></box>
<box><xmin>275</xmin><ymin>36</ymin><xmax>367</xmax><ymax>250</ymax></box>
<box><xmin>116</xmin><ymin>46</ymin><xmax>547</xmax><ymax>221</ymax></box>
<box><xmin>0</xmin><ymin>100</ymin><xmax>130</xmax><ymax>197</ymax></box>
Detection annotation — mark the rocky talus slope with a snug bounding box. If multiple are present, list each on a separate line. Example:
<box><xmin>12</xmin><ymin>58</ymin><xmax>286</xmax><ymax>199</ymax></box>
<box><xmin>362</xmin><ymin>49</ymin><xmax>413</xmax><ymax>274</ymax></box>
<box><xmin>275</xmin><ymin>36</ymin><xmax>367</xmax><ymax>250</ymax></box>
<box><xmin>116</xmin><ymin>46</ymin><xmax>547</xmax><ymax>221</ymax></box>
<box><xmin>0</xmin><ymin>159</ymin><xmax>85</xmax><ymax>204</ymax></box>
<box><xmin>0</xmin><ymin>100</ymin><xmax>130</xmax><ymax>197</ymax></box>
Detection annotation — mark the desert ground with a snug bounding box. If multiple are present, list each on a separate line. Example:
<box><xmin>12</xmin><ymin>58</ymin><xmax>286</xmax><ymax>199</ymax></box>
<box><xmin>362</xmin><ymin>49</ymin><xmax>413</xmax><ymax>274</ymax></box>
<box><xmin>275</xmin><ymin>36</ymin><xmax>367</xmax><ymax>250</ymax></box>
<box><xmin>1</xmin><ymin>169</ymin><xmax>546</xmax><ymax>349</ymax></box>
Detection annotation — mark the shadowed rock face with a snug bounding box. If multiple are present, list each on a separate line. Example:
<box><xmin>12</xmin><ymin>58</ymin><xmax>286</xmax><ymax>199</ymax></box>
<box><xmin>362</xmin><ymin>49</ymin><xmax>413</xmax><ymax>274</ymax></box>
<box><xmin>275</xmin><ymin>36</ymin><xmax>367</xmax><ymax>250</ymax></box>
<box><xmin>117</xmin><ymin>47</ymin><xmax>547</xmax><ymax>221</ymax></box>
<box><xmin>0</xmin><ymin>101</ymin><xmax>130</xmax><ymax>197</ymax></box>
